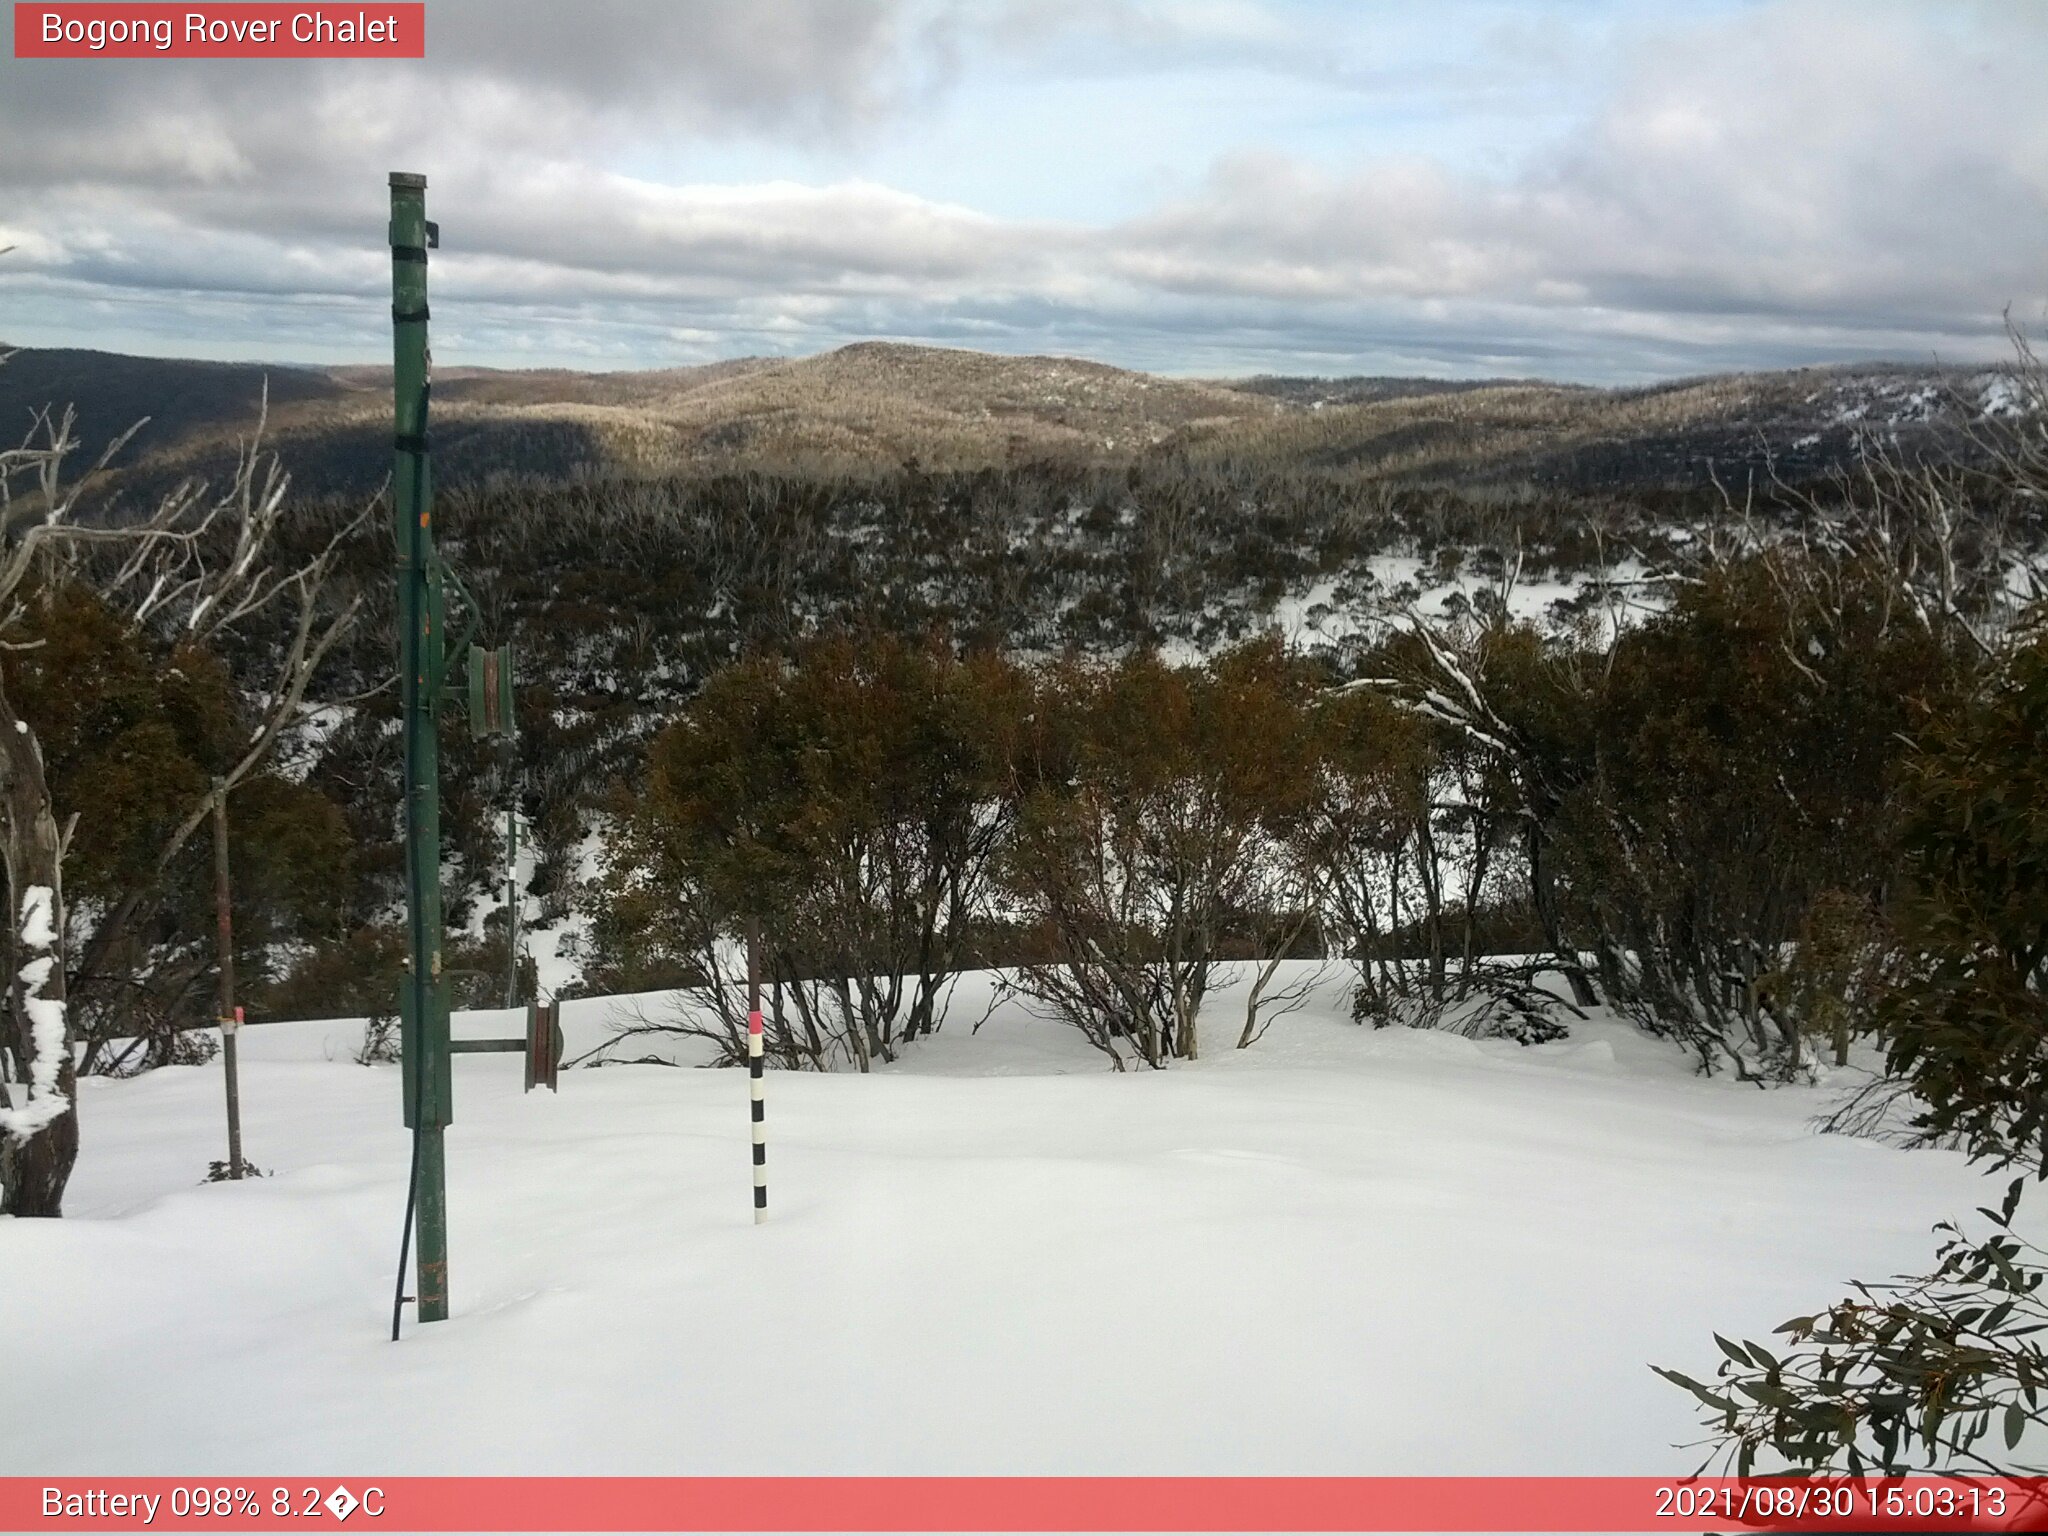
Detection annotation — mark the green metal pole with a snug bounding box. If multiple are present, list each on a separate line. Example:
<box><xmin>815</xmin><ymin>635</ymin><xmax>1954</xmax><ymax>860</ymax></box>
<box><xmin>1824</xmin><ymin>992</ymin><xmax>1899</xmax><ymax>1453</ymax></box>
<box><xmin>390</xmin><ymin>170</ymin><xmax>450</xmax><ymax>1325</ymax></box>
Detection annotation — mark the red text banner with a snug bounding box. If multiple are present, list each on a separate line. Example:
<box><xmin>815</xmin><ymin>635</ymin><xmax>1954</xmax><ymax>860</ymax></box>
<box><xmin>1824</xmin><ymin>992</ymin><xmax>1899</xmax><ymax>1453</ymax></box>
<box><xmin>6</xmin><ymin>1477</ymin><xmax>2048</xmax><ymax>1533</ymax></box>
<box><xmin>14</xmin><ymin>4</ymin><xmax>425</xmax><ymax>58</ymax></box>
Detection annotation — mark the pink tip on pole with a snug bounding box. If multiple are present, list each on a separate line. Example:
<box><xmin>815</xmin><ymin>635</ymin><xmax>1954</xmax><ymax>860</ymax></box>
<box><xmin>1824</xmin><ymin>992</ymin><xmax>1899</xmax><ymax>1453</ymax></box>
<box><xmin>748</xmin><ymin>1010</ymin><xmax>764</xmax><ymax>1036</ymax></box>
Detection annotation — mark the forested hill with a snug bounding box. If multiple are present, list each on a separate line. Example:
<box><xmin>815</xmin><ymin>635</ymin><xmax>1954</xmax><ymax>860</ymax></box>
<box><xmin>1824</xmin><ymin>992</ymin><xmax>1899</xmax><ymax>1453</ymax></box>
<box><xmin>17</xmin><ymin>323</ymin><xmax>2042</xmax><ymax>1085</ymax></box>
<box><xmin>0</xmin><ymin>339</ymin><xmax>2024</xmax><ymax>499</ymax></box>
<box><xmin>0</xmin><ymin>347</ymin><xmax>350</xmax><ymax>467</ymax></box>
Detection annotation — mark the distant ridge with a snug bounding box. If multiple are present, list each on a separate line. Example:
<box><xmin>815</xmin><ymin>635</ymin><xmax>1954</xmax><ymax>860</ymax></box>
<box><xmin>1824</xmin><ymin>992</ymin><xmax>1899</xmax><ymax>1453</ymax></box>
<box><xmin>0</xmin><ymin>347</ymin><xmax>347</xmax><ymax>464</ymax></box>
<box><xmin>0</xmin><ymin>341</ymin><xmax>2021</xmax><ymax>497</ymax></box>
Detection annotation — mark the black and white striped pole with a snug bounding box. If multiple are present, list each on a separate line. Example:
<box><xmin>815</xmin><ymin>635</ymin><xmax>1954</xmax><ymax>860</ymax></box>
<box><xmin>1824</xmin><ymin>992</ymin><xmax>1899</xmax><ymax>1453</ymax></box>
<box><xmin>746</xmin><ymin>917</ymin><xmax>767</xmax><ymax>1223</ymax></box>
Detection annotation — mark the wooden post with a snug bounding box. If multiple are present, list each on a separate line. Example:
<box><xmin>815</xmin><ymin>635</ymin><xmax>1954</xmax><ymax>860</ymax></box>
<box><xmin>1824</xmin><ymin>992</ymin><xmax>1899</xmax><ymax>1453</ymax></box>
<box><xmin>210</xmin><ymin>778</ymin><xmax>245</xmax><ymax>1180</ymax></box>
<box><xmin>747</xmin><ymin>917</ymin><xmax>766</xmax><ymax>1224</ymax></box>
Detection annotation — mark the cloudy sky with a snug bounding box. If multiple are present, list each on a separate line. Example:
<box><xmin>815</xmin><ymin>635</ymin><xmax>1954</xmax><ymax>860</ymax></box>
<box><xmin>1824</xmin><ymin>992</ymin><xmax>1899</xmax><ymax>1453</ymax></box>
<box><xmin>1</xmin><ymin>0</ymin><xmax>2042</xmax><ymax>382</ymax></box>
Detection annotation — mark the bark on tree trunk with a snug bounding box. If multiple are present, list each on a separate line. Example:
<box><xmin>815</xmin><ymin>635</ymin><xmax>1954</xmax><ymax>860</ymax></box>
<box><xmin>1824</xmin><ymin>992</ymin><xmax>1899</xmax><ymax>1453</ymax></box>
<box><xmin>0</xmin><ymin>683</ymin><xmax>77</xmax><ymax>1218</ymax></box>
<box><xmin>1527</xmin><ymin>820</ymin><xmax>1598</xmax><ymax>1008</ymax></box>
<box><xmin>1</xmin><ymin>1044</ymin><xmax>76</xmax><ymax>1217</ymax></box>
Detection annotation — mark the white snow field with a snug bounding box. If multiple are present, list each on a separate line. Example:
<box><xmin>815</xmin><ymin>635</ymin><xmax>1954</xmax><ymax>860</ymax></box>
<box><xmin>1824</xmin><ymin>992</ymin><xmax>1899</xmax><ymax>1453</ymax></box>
<box><xmin>0</xmin><ymin>968</ymin><xmax>2002</xmax><ymax>1477</ymax></box>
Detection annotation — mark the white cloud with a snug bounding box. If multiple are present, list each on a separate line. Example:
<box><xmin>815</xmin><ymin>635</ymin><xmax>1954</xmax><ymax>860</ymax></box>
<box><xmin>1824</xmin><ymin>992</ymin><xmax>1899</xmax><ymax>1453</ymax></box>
<box><xmin>0</xmin><ymin>0</ymin><xmax>2039</xmax><ymax>381</ymax></box>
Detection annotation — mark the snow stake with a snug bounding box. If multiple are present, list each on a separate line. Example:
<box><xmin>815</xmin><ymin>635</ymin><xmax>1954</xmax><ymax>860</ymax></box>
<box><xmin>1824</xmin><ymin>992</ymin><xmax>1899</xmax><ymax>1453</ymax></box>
<box><xmin>748</xmin><ymin>922</ymin><xmax>767</xmax><ymax>1224</ymax></box>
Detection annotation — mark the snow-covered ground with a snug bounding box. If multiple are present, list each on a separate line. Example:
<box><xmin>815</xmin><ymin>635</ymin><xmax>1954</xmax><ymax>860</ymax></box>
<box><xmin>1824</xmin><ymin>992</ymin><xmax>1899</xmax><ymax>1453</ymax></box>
<box><xmin>0</xmin><ymin>968</ymin><xmax>2000</xmax><ymax>1476</ymax></box>
<box><xmin>1259</xmin><ymin>554</ymin><xmax>1656</xmax><ymax>658</ymax></box>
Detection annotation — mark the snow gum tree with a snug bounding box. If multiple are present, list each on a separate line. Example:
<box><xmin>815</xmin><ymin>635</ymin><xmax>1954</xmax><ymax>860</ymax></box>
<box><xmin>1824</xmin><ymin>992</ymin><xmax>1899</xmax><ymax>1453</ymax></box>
<box><xmin>1380</xmin><ymin>533</ymin><xmax>1978</xmax><ymax>1075</ymax></box>
<box><xmin>1661</xmin><ymin>348</ymin><xmax>2048</xmax><ymax>1471</ymax></box>
<box><xmin>0</xmin><ymin>396</ymin><xmax>364</xmax><ymax>1215</ymax></box>
<box><xmin>1001</xmin><ymin>640</ymin><xmax>1316</xmax><ymax>1068</ymax></box>
<box><xmin>1290</xmin><ymin>682</ymin><xmax>1429</xmax><ymax>1010</ymax></box>
<box><xmin>0</xmin><ymin>585</ymin><xmax>356</xmax><ymax>1071</ymax></box>
<box><xmin>1661</xmin><ymin>615</ymin><xmax>2048</xmax><ymax>1475</ymax></box>
<box><xmin>1880</xmin><ymin>620</ymin><xmax>2048</xmax><ymax>1167</ymax></box>
<box><xmin>592</xmin><ymin>632</ymin><xmax>1027</xmax><ymax>1069</ymax></box>
<box><xmin>1561</xmin><ymin>557</ymin><xmax>1954</xmax><ymax>1072</ymax></box>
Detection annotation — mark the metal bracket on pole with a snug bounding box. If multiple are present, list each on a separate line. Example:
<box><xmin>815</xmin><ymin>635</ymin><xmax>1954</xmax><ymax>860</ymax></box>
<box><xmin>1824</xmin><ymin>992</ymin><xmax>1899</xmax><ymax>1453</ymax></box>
<box><xmin>467</xmin><ymin>643</ymin><xmax>516</xmax><ymax>740</ymax></box>
<box><xmin>523</xmin><ymin>1001</ymin><xmax>563</xmax><ymax>1093</ymax></box>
